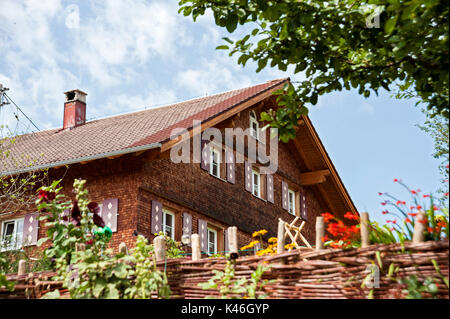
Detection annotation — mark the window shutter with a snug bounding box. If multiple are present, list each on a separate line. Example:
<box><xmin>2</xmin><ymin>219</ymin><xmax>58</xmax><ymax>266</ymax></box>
<box><xmin>300</xmin><ymin>192</ymin><xmax>308</xmax><ymax>220</ymax></box>
<box><xmin>198</xmin><ymin>219</ymin><xmax>208</xmax><ymax>253</ymax></box>
<box><xmin>22</xmin><ymin>212</ymin><xmax>39</xmax><ymax>246</ymax></box>
<box><xmin>266</xmin><ymin>174</ymin><xmax>274</xmax><ymax>203</ymax></box>
<box><xmin>201</xmin><ymin>139</ymin><xmax>210</xmax><ymax>171</ymax></box>
<box><xmin>151</xmin><ymin>200</ymin><xmax>163</xmax><ymax>234</ymax></box>
<box><xmin>226</xmin><ymin>148</ymin><xmax>235</xmax><ymax>184</ymax></box>
<box><xmin>102</xmin><ymin>198</ymin><xmax>118</xmax><ymax>232</ymax></box>
<box><xmin>282</xmin><ymin>181</ymin><xmax>289</xmax><ymax>211</ymax></box>
<box><xmin>244</xmin><ymin>161</ymin><xmax>252</xmax><ymax>192</ymax></box>
<box><xmin>183</xmin><ymin>212</ymin><xmax>192</xmax><ymax>235</ymax></box>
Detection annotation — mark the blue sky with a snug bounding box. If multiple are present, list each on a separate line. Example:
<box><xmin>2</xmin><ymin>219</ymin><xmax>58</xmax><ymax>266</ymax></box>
<box><xmin>0</xmin><ymin>0</ymin><xmax>443</xmax><ymax>224</ymax></box>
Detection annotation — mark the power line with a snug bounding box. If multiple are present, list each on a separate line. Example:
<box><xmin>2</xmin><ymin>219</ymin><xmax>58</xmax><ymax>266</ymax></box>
<box><xmin>0</xmin><ymin>84</ymin><xmax>40</xmax><ymax>132</ymax></box>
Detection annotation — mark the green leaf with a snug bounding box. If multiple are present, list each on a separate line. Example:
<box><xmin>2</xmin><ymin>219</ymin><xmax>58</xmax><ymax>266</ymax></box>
<box><xmin>41</xmin><ymin>289</ymin><xmax>60</xmax><ymax>299</ymax></box>
<box><xmin>36</xmin><ymin>237</ymin><xmax>48</xmax><ymax>247</ymax></box>
<box><xmin>384</xmin><ymin>15</ymin><xmax>398</xmax><ymax>35</ymax></box>
<box><xmin>216</xmin><ymin>45</ymin><xmax>229</xmax><ymax>50</ymax></box>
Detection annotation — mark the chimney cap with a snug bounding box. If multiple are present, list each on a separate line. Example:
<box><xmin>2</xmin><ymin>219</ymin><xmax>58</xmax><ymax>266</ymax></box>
<box><xmin>64</xmin><ymin>89</ymin><xmax>87</xmax><ymax>103</ymax></box>
<box><xmin>64</xmin><ymin>89</ymin><xmax>87</xmax><ymax>95</ymax></box>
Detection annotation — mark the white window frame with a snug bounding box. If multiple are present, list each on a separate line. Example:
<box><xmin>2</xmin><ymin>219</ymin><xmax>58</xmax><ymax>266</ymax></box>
<box><xmin>250</xmin><ymin>111</ymin><xmax>259</xmax><ymax>140</ymax></box>
<box><xmin>162</xmin><ymin>209</ymin><xmax>175</xmax><ymax>240</ymax></box>
<box><xmin>207</xmin><ymin>228</ymin><xmax>217</xmax><ymax>255</ymax></box>
<box><xmin>209</xmin><ymin>146</ymin><xmax>221</xmax><ymax>178</ymax></box>
<box><xmin>1</xmin><ymin>218</ymin><xmax>24</xmax><ymax>251</ymax></box>
<box><xmin>288</xmin><ymin>189</ymin><xmax>296</xmax><ymax>216</ymax></box>
<box><xmin>252</xmin><ymin>169</ymin><xmax>261</xmax><ymax>198</ymax></box>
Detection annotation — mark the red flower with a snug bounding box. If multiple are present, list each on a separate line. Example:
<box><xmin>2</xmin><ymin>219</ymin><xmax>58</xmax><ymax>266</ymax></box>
<box><xmin>322</xmin><ymin>212</ymin><xmax>335</xmax><ymax>223</ymax></box>
<box><xmin>411</xmin><ymin>190</ymin><xmax>417</xmax><ymax>195</ymax></box>
<box><xmin>444</xmin><ymin>192</ymin><xmax>449</xmax><ymax>197</ymax></box>
<box><xmin>405</xmin><ymin>218</ymin><xmax>411</xmax><ymax>223</ymax></box>
<box><xmin>423</xmin><ymin>194</ymin><xmax>430</xmax><ymax>198</ymax></box>
<box><xmin>417</xmin><ymin>205</ymin><xmax>422</xmax><ymax>210</ymax></box>
<box><xmin>409</xmin><ymin>206</ymin><xmax>415</xmax><ymax>210</ymax></box>
<box><xmin>85</xmin><ymin>239</ymin><xmax>94</xmax><ymax>245</ymax></box>
<box><xmin>38</xmin><ymin>190</ymin><xmax>56</xmax><ymax>202</ymax></box>
<box><xmin>408</xmin><ymin>213</ymin><xmax>417</xmax><ymax>217</ymax></box>
<box><xmin>382</xmin><ymin>210</ymin><xmax>389</xmax><ymax>215</ymax></box>
<box><xmin>381</xmin><ymin>202</ymin><xmax>387</xmax><ymax>206</ymax></box>
<box><xmin>427</xmin><ymin>227</ymin><xmax>433</xmax><ymax>233</ymax></box>
<box><xmin>393</xmin><ymin>178</ymin><xmax>399</xmax><ymax>182</ymax></box>
<box><xmin>392</xmin><ymin>219</ymin><xmax>397</xmax><ymax>224</ymax></box>
<box><xmin>418</xmin><ymin>218</ymin><xmax>428</xmax><ymax>224</ymax></box>
<box><xmin>386</xmin><ymin>220</ymin><xmax>392</xmax><ymax>223</ymax></box>
<box><xmin>433</xmin><ymin>205</ymin><xmax>439</xmax><ymax>211</ymax></box>
<box><xmin>322</xmin><ymin>235</ymin><xmax>329</xmax><ymax>243</ymax></box>
<box><xmin>344</xmin><ymin>212</ymin><xmax>358</xmax><ymax>220</ymax></box>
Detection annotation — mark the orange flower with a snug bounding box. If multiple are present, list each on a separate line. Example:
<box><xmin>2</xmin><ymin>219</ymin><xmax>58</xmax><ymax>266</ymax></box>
<box><xmin>322</xmin><ymin>212</ymin><xmax>335</xmax><ymax>223</ymax></box>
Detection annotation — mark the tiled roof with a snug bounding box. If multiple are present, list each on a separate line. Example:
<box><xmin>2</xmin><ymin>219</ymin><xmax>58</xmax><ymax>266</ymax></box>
<box><xmin>1</xmin><ymin>78</ymin><xmax>288</xmax><ymax>174</ymax></box>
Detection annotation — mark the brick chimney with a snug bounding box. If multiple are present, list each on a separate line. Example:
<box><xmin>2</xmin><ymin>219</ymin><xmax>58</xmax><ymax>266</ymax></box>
<box><xmin>63</xmin><ymin>89</ymin><xmax>87</xmax><ymax>129</ymax></box>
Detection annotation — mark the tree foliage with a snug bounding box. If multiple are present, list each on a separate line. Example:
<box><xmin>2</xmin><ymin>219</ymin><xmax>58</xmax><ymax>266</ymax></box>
<box><xmin>179</xmin><ymin>0</ymin><xmax>449</xmax><ymax>139</ymax></box>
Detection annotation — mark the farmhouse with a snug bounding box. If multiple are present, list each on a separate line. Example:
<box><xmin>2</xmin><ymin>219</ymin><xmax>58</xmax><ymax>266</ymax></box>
<box><xmin>0</xmin><ymin>78</ymin><xmax>356</xmax><ymax>255</ymax></box>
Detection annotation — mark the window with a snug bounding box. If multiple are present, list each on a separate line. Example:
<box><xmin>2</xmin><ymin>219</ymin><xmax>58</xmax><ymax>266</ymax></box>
<box><xmin>162</xmin><ymin>209</ymin><xmax>175</xmax><ymax>240</ymax></box>
<box><xmin>250</xmin><ymin>111</ymin><xmax>259</xmax><ymax>139</ymax></box>
<box><xmin>252</xmin><ymin>169</ymin><xmax>260</xmax><ymax>197</ymax></box>
<box><xmin>1</xmin><ymin>218</ymin><xmax>24</xmax><ymax>251</ymax></box>
<box><xmin>288</xmin><ymin>189</ymin><xmax>296</xmax><ymax>216</ymax></box>
<box><xmin>207</xmin><ymin>228</ymin><xmax>217</xmax><ymax>255</ymax></box>
<box><xmin>210</xmin><ymin>146</ymin><xmax>221</xmax><ymax>178</ymax></box>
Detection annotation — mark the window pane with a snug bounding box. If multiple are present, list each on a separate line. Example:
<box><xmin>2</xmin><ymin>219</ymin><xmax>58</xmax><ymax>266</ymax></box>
<box><xmin>3</xmin><ymin>222</ymin><xmax>14</xmax><ymax>237</ymax></box>
<box><xmin>208</xmin><ymin>230</ymin><xmax>216</xmax><ymax>254</ymax></box>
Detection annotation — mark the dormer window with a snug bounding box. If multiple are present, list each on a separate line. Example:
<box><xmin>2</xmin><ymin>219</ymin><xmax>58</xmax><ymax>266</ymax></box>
<box><xmin>250</xmin><ymin>111</ymin><xmax>259</xmax><ymax>139</ymax></box>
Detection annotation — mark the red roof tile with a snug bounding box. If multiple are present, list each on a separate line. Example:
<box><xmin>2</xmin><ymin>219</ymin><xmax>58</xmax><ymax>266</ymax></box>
<box><xmin>1</xmin><ymin>79</ymin><xmax>288</xmax><ymax>174</ymax></box>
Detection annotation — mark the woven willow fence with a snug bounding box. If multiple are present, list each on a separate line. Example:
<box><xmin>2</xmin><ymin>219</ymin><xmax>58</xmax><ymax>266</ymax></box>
<box><xmin>1</xmin><ymin>240</ymin><xmax>448</xmax><ymax>299</ymax></box>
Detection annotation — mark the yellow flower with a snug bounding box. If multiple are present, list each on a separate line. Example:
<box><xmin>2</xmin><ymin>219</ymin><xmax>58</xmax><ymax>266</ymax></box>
<box><xmin>252</xmin><ymin>229</ymin><xmax>268</xmax><ymax>237</ymax></box>
<box><xmin>240</xmin><ymin>240</ymin><xmax>259</xmax><ymax>251</ymax></box>
<box><xmin>268</xmin><ymin>237</ymin><xmax>277</xmax><ymax>243</ymax></box>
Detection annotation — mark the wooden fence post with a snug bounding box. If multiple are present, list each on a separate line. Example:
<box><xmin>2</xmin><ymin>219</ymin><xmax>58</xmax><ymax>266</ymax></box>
<box><xmin>153</xmin><ymin>235</ymin><xmax>166</xmax><ymax>262</ymax></box>
<box><xmin>191</xmin><ymin>234</ymin><xmax>201</xmax><ymax>261</ymax></box>
<box><xmin>315</xmin><ymin>216</ymin><xmax>325</xmax><ymax>250</ymax></box>
<box><xmin>360</xmin><ymin>212</ymin><xmax>370</xmax><ymax>248</ymax></box>
<box><xmin>75</xmin><ymin>243</ymin><xmax>86</xmax><ymax>252</ymax></box>
<box><xmin>18</xmin><ymin>259</ymin><xmax>26</xmax><ymax>276</ymax></box>
<box><xmin>413</xmin><ymin>211</ymin><xmax>426</xmax><ymax>243</ymax></box>
<box><xmin>227</xmin><ymin>226</ymin><xmax>239</xmax><ymax>259</ymax></box>
<box><xmin>277</xmin><ymin>219</ymin><xmax>285</xmax><ymax>254</ymax></box>
<box><xmin>119</xmin><ymin>242</ymin><xmax>128</xmax><ymax>254</ymax></box>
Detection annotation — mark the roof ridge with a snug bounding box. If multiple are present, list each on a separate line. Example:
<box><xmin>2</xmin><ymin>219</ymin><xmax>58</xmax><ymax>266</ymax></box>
<box><xmin>88</xmin><ymin>78</ymin><xmax>288</xmax><ymax>123</ymax></box>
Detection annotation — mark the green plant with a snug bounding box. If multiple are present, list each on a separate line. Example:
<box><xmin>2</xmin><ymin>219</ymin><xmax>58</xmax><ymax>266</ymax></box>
<box><xmin>0</xmin><ymin>254</ymin><xmax>14</xmax><ymax>291</ymax></box>
<box><xmin>400</xmin><ymin>275</ymin><xmax>438</xmax><ymax>299</ymax></box>
<box><xmin>38</xmin><ymin>179</ymin><xmax>171</xmax><ymax>299</ymax></box>
<box><xmin>198</xmin><ymin>257</ymin><xmax>271</xmax><ymax>299</ymax></box>
<box><xmin>153</xmin><ymin>231</ymin><xmax>185</xmax><ymax>259</ymax></box>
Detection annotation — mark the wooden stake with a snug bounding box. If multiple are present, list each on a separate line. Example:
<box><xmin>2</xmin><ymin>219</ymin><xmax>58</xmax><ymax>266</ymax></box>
<box><xmin>360</xmin><ymin>212</ymin><xmax>370</xmax><ymax>248</ymax></box>
<box><xmin>277</xmin><ymin>219</ymin><xmax>285</xmax><ymax>254</ymax></box>
<box><xmin>154</xmin><ymin>235</ymin><xmax>166</xmax><ymax>262</ymax></box>
<box><xmin>18</xmin><ymin>259</ymin><xmax>26</xmax><ymax>276</ymax></box>
<box><xmin>315</xmin><ymin>216</ymin><xmax>325</xmax><ymax>250</ymax></box>
<box><xmin>191</xmin><ymin>234</ymin><xmax>201</xmax><ymax>261</ymax></box>
<box><xmin>227</xmin><ymin>226</ymin><xmax>238</xmax><ymax>258</ymax></box>
<box><xmin>119</xmin><ymin>242</ymin><xmax>128</xmax><ymax>254</ymax></box>
<box><xmin>413</xmin><ymin>211</ymin><xmax>426</xmax><ymax>244</ymax></box>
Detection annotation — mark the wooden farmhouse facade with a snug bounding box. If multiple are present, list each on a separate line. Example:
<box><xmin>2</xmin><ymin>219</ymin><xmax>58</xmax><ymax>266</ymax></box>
<box><xmin>0</xmin><ymin>78</ymin><xmax>357</xmax><ymax>255</ymax></box>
